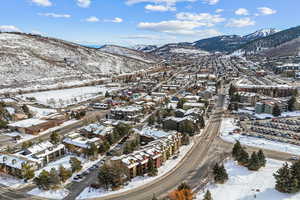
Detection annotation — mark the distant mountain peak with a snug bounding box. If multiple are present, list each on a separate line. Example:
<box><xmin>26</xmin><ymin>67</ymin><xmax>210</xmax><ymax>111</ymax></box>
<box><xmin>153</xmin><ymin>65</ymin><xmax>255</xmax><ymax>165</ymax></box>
<box><xmin>243</xmin><ymin>28</ymin><xmax>279</xmax><ymax>40</ymax></box>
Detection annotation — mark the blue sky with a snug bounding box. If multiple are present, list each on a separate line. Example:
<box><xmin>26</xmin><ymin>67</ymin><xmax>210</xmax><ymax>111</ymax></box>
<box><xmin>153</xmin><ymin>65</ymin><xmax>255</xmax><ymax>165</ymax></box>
<box><xmin>0</xmin><ymin>0</ymin><xmax>299</xmax><ymax>46</ymax></box>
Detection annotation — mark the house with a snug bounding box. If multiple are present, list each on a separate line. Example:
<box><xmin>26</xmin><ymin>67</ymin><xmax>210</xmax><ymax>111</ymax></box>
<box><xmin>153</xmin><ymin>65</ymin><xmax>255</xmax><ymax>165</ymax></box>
<box><xmin>80</xmin><ymin>123</ymin><xmax>113</xmax><ymax>139</ymax></box>
<box><xmin>110</xmin><ymin>105</ymin><xmax>143</xmax><ymax>122</ymax></box>
<box><xmin>0</xmin><ymin>153</ymin><xmax>38</xmax><ymax>178</ymax></box>
<box><xmin>108</xmin><ymin>131</ymin><xmax>181</xmax><ymax>179</ymax></box>
<box><xmin>19</xmin><ymin>141</ymin><xmax>66</xmax><ymax>168</ymax></box>
<box><xmin>238</xmin><ymin>92</ymin><xmax>258</xmax><ymax>106</ymax></box>
<box><xmin>8</xmin><ymin>118</ymin><xmax>63</xmax><ymax>135</ymax></box>
<box><xmin>63</xmin><ymin>132</ymin><xmax>101</xmax><ymax>157</ymax></box>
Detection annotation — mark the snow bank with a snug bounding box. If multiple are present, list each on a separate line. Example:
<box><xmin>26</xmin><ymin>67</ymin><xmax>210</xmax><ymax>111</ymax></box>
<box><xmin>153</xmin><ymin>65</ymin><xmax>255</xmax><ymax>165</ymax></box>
<box><xmin>28</xmin><ymin>188</ymin><xmax>69</xmax><ymax>200</ymax></box>
<box><xmin>220</xmin><ymin>118</ymin><xmax>300</xmax><ymax>155</ymax></box>
<box><xmin>196</xmin><ymin>159</ymin><xmax>300</xmax><ymax>200</ymax></box>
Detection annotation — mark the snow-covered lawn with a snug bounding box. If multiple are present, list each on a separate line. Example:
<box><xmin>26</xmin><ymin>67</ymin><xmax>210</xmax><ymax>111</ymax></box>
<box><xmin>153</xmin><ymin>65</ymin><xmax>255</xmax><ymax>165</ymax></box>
<box><xmin>0</xmin><ymin>173</ymin><xmax>28</xmax><ymax>189</ymax></box>
<box><xmin>18</xmin><ymin>86</ymin><xmax>120</xmax><ymax>108</ymax></box>
<box><xmin>220</xmin><ymin>118</ymin><xmax>300</xmax><ymax>155</ymax></box>
<box><xmin>28</xmin><ymin>188</ymin><xmax>69</xmax><ymax>200</ymax></box>
<box><xmin>76</xmin><ymin>142</ymin><xmax>194</xmax><ymax>199</ymax></box>
<box><xmin>196</xmin><ymin>159</ymin><xmax>300</xmax><ymax>200</ymax></box>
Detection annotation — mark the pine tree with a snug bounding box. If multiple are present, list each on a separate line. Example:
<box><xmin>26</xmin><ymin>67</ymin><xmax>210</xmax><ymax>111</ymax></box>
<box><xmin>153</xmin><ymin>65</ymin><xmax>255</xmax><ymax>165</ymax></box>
<box><xmin>257</xmin><ymin>149</ymin><xmax>266</xmax><ymax>167</ymax></box>
<box><xmin>203</xmin><ymin>190</ymin><xmax>213</xmax><ymax>200</ymax></box>
<box><xmin>232</xmin><ymin>141</ymin><xmax>242</xmax><ymax>160</ymax></box>
<box><xmin>34</xmin><ymin>170</ymin><xmax>51</xmax><ymax>190</ymax></box>
<box><xmin>273</xmin><ymin>104</ymin><xmax>281</xmax><ymax>117</ymax></box>
<box><xmin>213</xmin><ymin>163</ymin><xmax>228</xmax><ymax>184</ymax></box>
<box><xmin>148</xmin><ymin>115</ymin><xmax>155</xmax><ymax>125</ymax></box>
<box><xmin>21</xmin><ymin>163</ymin><xmax>35</xmax><ymax>180</ymax></box>
<box><xmin>237</xmin><ymin>148</ymin><xmax>249</xmax><ymax>166</ymax></box>
<box><xmin>247</xmin><ymin>152</ymin><xmax>261</xmax><ymax>171</ymax></box>
<box><xmin>290</xmin><ymin>160</ymin><xmax>300</xmax><ymax>189</ymax></box>
<box><xmin>274</xmin><ymin>163</ymin><xmax>295</xmax><ymax>193</ymax></box>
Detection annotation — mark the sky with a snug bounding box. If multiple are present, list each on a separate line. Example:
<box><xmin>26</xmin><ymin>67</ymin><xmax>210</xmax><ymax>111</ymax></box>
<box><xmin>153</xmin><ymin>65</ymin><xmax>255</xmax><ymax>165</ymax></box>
<box><xmin>0</xmin><ymin>0</ymin><xmax>299</xmax><ymax>46</ymax></box>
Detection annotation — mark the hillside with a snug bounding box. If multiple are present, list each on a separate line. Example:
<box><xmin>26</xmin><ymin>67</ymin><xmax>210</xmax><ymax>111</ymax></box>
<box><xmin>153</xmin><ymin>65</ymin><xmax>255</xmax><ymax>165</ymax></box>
<box><xmin>99</xmin><ymin>45</ymin><xmax>160</xmax><ymax>63</ymax></box>
<box><xmin>151</xmin><ymin>43</ymin><xmax>210</xmax><ymax>59</ymax></box>
<box><xmin>234</xmin><ymin>26</ymin><xmax>300</xmax><ymax>55</ymax></box>
<box><xmin>0</xmin><ymin>32</ymin><xmax>156</xmax><ymax>92</ymax></box>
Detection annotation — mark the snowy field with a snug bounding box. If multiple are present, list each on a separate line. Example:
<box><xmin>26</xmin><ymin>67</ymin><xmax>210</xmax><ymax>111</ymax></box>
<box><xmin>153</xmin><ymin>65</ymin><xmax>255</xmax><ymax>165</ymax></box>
<box><xmin>28</xmin><ymin>188</ymin><xmax>69</xmax><ymax>200</ymax></box>
<box><xmin>28</xmin><ymin>106</ymin><xmax>56</xmax><ymax>117</ymax></box>
<box><xmin>76</xmin><ymin>142</ymin><xmax>194</xmax><ymax>199</ymax></box>
<box><xmin>18</xmin><ymin>86</ymin><xmax>120</xmax><ymax>108</ymax></box>
<box><xmin>220</xmin><ymin>118</ymin><xmax>300</xmax><ymax>155</ymax></box>
<box><xmin>196</xmin><ymin>159</ymin><xmax>300</xmax><ymax>200</ymax></box>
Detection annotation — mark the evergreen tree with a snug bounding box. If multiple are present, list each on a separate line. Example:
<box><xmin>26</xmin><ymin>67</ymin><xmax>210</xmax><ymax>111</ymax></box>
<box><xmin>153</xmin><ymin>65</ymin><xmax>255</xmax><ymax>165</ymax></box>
<box><xmin>229</xmin><ymin>84</ymin><xmax>235</xmax><ymax>97</ymax></box>
<box><xmin>273</xmin><ymin>104</ymin><xmax>281</xmax><ymax>117</ymax></box>
<box><xmin>247</xmin><ymin>152</ymin><xmax>261</xmax><ymax>171</ymax></box>
<box><xmin>198</xmin><ymin>115</ymin><xmax>205</xmax><ymax>129</ymax></box>
<box><xmin>203</xmin><ymin>190</ymin><xmax>212</xmax><ymax>200</ymax></box>
<box><xmin>274</xmin><ymin>163</ymin><xmax>299</xmax><ymax>193</ymax></box>
<box><xmin>98</xmin><ymin>165</ymin><xmax>113</xmax><ymax>190</ymax></box>
<box><xmin>232</xmin><ymin>141</ymin><xmax>243</xmax><ymax>160</ymax></box>
<box><xmin>257</xmin><ymin>149</ymin><xmax>266</xmax><ymax>167</ymax></box>
<box><xmin>86</xmin><ymin>143</ymin><xmax>99</xmax><ymax>159</ymax></box>
<box><xmin>237</xmin><ymin>148</ymin><xmax>249</xmax><ymax>166</ymax></box>
<box><xmin>50</xmin><ymin>132</ymin><xmax>60</xmax><ymax>144</ymax></box>
<box><xmin>213</xmin><ymin>163</ymin><xmax>228</xmax><ymax>184</ymax></box>
<box><xmin>290</xmin><ymin>160</ymin><xmax>300</xmax><ymax>189</ymax></box>
<box><xmin>177</xmin><ymin>182</ymin><xmax>191</xmax><ymax>190</ymax></box>
<box><xmin>34</xmin><ymin>170</ymin><xmax>51</xmax><ymax>190</ymax></box>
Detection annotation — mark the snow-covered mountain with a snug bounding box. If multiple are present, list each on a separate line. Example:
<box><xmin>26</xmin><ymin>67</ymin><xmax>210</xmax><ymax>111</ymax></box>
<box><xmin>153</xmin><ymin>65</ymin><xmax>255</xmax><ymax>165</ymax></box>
<box><xmin>151</xmin><ymin>43</ymin><xmax>210</xmax><ymax>59</ymax></box>
<box><xmin>232</xmin><ymin>25</ymin><xmax>300</xmax><ymax>56</ymax></box>
<box><xmin>99</xmin><ymin>45</ymin><xmax>160</xmax><ymax>63</ymax></box>
<box><xmin>132</xmin><ymin>45</ymin><xmax>158</xmax><ymax>53</ymax></box>
<box><xmin>243</xmin><ymin>28</ymin><xmax>279</xmax><ymax>40</ymax></box>
<box><xmin>0</xmin><ymin>32</ymin><xmax>156</xmax><ymax>91</ymax></box>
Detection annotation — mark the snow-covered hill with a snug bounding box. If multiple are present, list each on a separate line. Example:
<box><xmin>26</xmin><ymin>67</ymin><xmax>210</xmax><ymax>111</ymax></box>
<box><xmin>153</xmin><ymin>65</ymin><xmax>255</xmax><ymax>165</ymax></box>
<box><xmin>132</xmin><ymin>45</ymin><xmax>158</xmax><ymax>53</ymax></box>
<box><xmin>0</xmin><ymin>32</ymin><xmax>156</xmax><ymax>92</ymax></box>
<box><xmin>99</xmin><ymin>45</ymin><xmax>160</xmax><ymax>63</ymax></box>
<box><xmin>243</xmin><ymin>28</ymin><xmax>279</xmax><ymax>40</ymax></box>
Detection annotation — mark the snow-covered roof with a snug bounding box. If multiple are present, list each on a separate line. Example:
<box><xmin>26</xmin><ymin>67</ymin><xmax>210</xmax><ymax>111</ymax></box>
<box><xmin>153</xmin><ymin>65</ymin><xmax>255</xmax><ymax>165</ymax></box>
<box><xmin>8</xmin><ymin>118</ymin><xmax>48</xmax><ymax>128</ymax></box>
<box><xmin>138</xmin><ymin>128</ymin><xmax>173</xmax><ymax>139</ymax></box>
<box><xmin>0</xmin><ymin>153</ymin><xmax>33</xmax><ymax>169</ymax></box>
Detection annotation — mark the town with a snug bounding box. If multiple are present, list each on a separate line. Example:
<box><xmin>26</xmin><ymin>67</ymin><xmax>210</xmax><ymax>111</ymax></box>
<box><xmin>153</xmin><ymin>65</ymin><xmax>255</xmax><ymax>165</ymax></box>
<box><xmin>1</xmin><ymin>1</ymin><xmax>300</xmax><ymax>200</ymax></box>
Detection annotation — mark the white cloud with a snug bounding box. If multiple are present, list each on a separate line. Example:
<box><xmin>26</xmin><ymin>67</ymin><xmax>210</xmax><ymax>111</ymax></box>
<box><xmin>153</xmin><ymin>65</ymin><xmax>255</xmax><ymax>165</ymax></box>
<box><xmin>215</xmin><ymin>9</ymin><xmax>224</xmax><ymax>13</ymax></box>
<box><xmin>138</xmin><ymin>20</ymin><xmax>220</xmax><ymax>36</ymax></box>
<box><xmin>77</xmin><ymin>0</ymin><xmax>91</xmax><ymax>8</ymax></box>
<box><xmin>145</xmin><ymin>4</ymin><xmax>176</xmax><ymax>12</ymax></box>
<box><xmin>105</xmin><ymin>17</ymin><xmax>123</xmax><ymax>23</ymax></box>
<box><xmin>202</xmin><ymin>0</ymin><xmax>219</xmax><ymax>5</ymax></box>
<box><xmin>235</xmin><ymin>8</ymin><xmax>249</xmax><ymax>16</ymax></box>
<box><xmin>226</xmin><ymin>17</ymin><xmax>255</xmax><ymax>27</ymax></box>
<box><xmin>31</xmin><ymin>0</ymin><xmax>52</xmax><ymax>7</ymax></box>
<box><xmin>126</xmin><ymin>0</ymin><xmax>196</xmax><ymax>12</ymax></box>
<box><xmin>126</xmin><ymin>0</ymin><xmax>196</xmax><ymax>5</ymax></box>
<box><xmin>0</xmin><ymin>25</ymin><xmax>21</xmax><ymax>32</ymax></box>
<box><xmin>38</xmin><ymin>13</ymin><xmax>71</xmax><ymax>18</ymax></box>
<box><xmin>85</xmin><ymin>16</ymin><xmax>99</xmax><ymax>22</ymax></box>
<box><xmin>176</xmin><ymin>12</ymin><xmax>225</xmax><ymax>24</ymax></box>
<box><xmin>257</xmin><ymin>7</ymin><xmax>277</xmax><ymax>15</ymax></box>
